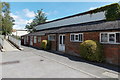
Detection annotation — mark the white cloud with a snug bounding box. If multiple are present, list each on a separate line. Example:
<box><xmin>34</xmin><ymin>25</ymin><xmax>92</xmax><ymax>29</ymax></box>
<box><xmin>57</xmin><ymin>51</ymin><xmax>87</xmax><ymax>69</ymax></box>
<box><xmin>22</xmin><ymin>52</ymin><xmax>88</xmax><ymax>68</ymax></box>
<box><xmin>23</xmin><ymin>9</ymin><xmax>35</xmax><ymax>18</ymax></box>
<box><xmin>10</xmin><ymin>13</ymin><xmax>32</xmax><ymax>29</ymax></box>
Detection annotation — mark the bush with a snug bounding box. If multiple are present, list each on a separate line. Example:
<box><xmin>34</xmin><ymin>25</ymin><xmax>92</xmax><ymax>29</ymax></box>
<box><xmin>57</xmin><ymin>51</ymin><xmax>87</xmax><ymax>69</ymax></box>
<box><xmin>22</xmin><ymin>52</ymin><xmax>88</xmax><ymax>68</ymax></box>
<box><xmin>41</xmin><ymin>40</ymin><xmax>51</xmax><ymax>50</ymax></box>
<box><xmin>80</xmin><ymin>40</ymin><xmax>104</xmax><ymax>62</ymax></box>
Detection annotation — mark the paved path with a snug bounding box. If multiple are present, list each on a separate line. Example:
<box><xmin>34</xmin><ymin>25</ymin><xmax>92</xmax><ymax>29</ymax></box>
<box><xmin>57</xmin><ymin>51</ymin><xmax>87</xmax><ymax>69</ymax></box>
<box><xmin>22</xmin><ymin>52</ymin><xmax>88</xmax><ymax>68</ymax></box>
<box><xmin>1</xmin><ymin>46</ymin><xmax>119</xmax><ymax>79</ymax></box>
<box><xmin>3</xmin><ymin>39</ymin><xmax>19</xmax><ymax>51</ymax></box>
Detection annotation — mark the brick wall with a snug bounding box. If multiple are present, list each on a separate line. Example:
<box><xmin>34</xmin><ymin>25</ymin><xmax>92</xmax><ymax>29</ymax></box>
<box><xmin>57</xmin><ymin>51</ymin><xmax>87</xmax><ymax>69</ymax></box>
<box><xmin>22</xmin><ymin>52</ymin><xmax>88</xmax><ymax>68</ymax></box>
<box><xmin>21</xmin><ymin>30</ymin><xmax>120</xmax><ymax>65</ymax></box>
<box><xmin>64</xmin><ymin>31</ymin><xmax>120</xmax><ymax>65</ymax></box>
<box><xmin>33</xmin><ymin>35</ymin><xmax>48</xmax><ymax>48</ymax></box>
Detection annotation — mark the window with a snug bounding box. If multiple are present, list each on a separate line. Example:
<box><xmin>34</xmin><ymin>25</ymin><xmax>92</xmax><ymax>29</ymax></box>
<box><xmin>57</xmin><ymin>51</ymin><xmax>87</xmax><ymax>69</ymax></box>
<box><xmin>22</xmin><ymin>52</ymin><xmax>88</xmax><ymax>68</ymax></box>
<box><xmin>101</xmin><ymin>33</ymin><xmax>108</xmax><ymax>42</ymax></box>
<box><xmin>71</xmin><ymin>34</ymin><xmax>74</xmax><ymax>41</ymax></box>
<box><xmin>100</xmin><ymin>32</ymin><xmax>120</xmax><ymax>44</ymax></box>
<box><xmin>27</xmin><ymin>36</ymin><xmax>29</xmax><ymax>42</ymax></box>
<box><xmin>34</xmin><ymin>36</ymin><xmax>37</xmax><ymax>43</ymax></box>
<box><xmin>70</xmin><ymin>33</ymin><xmax>83</xmax><ymax>42</ymax></box>
<box><xmin>38</xmin><ymin>36</ymin><xmax>41</xmax><ymax>43</ymax></box>
<box><xmin>48</xmin><ymin>35</ymin><xmax>55</xmax><ymax>41</ymax></box>
<box><xmin>116</xmin><ymin>33</ymin><xmax>120</xmax><ymax>43</ymax></box>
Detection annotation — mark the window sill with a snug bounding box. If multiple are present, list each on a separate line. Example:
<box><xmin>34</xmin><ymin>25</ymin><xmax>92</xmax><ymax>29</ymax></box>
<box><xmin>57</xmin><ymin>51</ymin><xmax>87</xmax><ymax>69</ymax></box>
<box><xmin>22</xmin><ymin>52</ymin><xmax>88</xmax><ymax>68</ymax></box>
<box><xmin>70</xmin><ymin>41</ymin><xmax>83</xmax><ymax>43</ymax></box>
<box><xmin>100</xmin><ymin>42</ymin><xmax>120</xmax><ymax>45</ymax></box>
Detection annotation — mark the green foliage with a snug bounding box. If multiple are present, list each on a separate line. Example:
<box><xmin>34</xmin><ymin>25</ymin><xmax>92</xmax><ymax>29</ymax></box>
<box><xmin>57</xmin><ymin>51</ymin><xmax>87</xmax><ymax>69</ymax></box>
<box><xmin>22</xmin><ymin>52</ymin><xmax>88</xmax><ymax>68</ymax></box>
<box><xmin>90</xmin><ymin>3</ymin><xmax>120</xmax><ymax>21</ymax></box>
<box><xmin>79</xmin><ymin>40</ymin><xmax>104</xmax><ymax>62</ymax></box>
<box><xmin>41</xmin><ymin>40</ymin><xmax>51</xmax><ymax>50</ymax></box>
<box><xmin>1</xmin><ymin>2</ymin><xmax>15</xmax><ymax>35</ymax></box>
<box><xmin>25</xmin><ymin>9</ymin><xmax>47</xmax><ymax>33</ymax></box>
<box><xmin>105</xmin><ymin>3</ymin><xmax>120</xmax><ymax>21</ymax></box>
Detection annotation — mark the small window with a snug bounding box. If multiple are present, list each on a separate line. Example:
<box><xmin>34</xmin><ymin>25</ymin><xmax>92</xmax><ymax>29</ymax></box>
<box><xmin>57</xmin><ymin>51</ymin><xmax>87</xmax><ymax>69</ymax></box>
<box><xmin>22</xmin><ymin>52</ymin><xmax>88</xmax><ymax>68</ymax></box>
<box><xmin>34</xmin><ymin>36</ymin><xmax>37</xmax><ymax>43</ymax></box>
<box><xmin>79</xmin><ymin>34</ymin><xmax>83</xmax><ymax>42</ymax></box>
<box><xmin>38</xmin><ymin>36</ymin><xmax>41</xmax><ymax>43</ymax></box>
<box><xmin>101</xmin><ymin>33</ymin><xmax>108</xmax><ymax>42</ymax></box>
<box><xmin>70</xmin><ymin>33</ymin><xmax>83</xmax><ymax>42</ymax></box>
<box><xmin>75</xmin><ymin>35</ymin><xmax>79</xmax><ymax>41</ymax></box>
<box><xmin>27</xmin><ymin>36</ymin><xmax>29</xmax><ymax>42</ymax></box>
<box><xmin>70</xmin><ymin>34</ymin><xmax>74</xmax><ymax>41</ymax></box>
<box><xmin>116</xmin><ymin>33</ymin><xmax>120</xmax><ymax>43</ymax></box>
<box><xmin>109</xmin><ymin>34</ymin><xmax>115</xmax><ymax>43</ymax></box>
<box><xmin>48</xmin><ymin>35</ymin><xmax>55</xmax><ymax>41</ymax></box>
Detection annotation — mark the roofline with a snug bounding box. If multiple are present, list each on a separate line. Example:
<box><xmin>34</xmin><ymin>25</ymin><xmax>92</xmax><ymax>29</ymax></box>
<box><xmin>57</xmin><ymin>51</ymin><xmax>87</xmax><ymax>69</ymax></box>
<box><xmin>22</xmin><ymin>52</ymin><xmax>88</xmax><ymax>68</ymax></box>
<box><xmin>36</xmin><ymin>20</ymin><xmax>106</xmax><ymax>31</ymax></box>
<box><xmin>36</xmin><ymin>3</ymin><xmax>118</xmax><ymax>26</ymax></box>
<box><xmin>47</xmin><ymin>29</ymin><xmax>120</xmax><ymax>34</ymax></box>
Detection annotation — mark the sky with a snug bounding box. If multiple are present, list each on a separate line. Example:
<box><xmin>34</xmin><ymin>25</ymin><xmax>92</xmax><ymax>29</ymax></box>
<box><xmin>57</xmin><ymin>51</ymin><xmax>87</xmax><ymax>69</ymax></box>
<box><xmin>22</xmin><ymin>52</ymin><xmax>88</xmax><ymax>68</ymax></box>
<box><xmin>8</xmin><ymin>2</ymin><xmax>118</xmax><ymax>30</ymax></box>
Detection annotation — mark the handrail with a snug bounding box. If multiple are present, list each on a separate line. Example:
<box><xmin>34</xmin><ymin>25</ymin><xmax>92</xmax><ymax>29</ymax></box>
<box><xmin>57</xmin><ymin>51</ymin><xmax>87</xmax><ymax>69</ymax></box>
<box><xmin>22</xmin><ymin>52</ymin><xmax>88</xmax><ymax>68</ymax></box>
<box><xmin>8</xmin><ymin>36</ymin><xmax>21</xmax><ymax>49</ymax></box>
<box><xmin>0</xmin><ymin>35</ymin><xmax>4</xmax><ymax>49</ymax></box>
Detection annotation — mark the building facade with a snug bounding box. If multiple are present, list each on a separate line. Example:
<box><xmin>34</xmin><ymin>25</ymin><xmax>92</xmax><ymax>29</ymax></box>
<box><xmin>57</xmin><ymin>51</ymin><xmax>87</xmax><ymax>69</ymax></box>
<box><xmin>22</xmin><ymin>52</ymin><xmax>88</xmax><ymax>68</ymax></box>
<box><xmin>21</xmin><ymin>3</ymin><xmax>120</xmax><ymax>66</ymax></box>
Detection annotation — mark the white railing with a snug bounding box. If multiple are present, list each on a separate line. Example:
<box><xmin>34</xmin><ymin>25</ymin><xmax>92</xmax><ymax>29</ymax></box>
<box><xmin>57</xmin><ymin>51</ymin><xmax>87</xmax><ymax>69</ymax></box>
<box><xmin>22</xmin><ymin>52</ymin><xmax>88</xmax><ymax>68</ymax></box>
<box><xmin>0</xmin><ymin>35</ymin><xmax>4</xmax><ymax>48</ymax></box>
<box><xmin>8</xmin><ymin>36</ymin><xmax>21</xmax><ymax>49</ymax></box>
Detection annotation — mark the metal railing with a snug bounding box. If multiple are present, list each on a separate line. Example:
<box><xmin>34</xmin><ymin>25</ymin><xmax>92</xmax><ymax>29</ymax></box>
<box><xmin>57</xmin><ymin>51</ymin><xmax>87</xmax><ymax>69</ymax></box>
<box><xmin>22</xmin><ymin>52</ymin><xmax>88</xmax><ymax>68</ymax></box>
<box><xmin>0</xmin><ymin>35</ymin><xmax>4</xmax><ymax>49</ymax></box>
<box><xmin>8</xmin><ymin>36</ymin><xmax>21</xmax><ymax>49</ymax></box>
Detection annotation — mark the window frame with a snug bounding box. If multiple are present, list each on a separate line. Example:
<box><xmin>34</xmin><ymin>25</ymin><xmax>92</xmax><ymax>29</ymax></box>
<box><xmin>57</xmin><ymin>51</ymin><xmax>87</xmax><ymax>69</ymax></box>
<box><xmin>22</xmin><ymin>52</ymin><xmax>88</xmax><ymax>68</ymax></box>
<box><xmin>100</xmin><ymin>32</ymin><xmax>120</xmax><ymax>44</ymax></box>
<box><xmin>70</xmin><ymin>33</ymin><xmax>83</xmax><ymax>42</ymax></box>
<box><xmin>37</xmin><ymin>36</ymin><xmax>41</xmax><ymax>43</ymax></box>
<box><xmin>48</xmin><ymin>34</ymin><xmax>56</xmax><ymax>41</ymax></box>
<box><xmin>27</xmin><ymin>36</ymin><xmax>29</xmax><ymax>42</ymax></box>
<box><xmin>34</xmin><ymin>36</ymin><xmax>37</xmax><ymax>43</ymax></box>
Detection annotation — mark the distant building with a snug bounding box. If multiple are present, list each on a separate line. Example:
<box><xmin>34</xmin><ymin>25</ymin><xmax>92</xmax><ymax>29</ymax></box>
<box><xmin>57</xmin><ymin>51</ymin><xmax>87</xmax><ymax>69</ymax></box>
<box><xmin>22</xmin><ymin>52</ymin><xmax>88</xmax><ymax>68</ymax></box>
<box><xmin>12</xmin><ymin>29</ymin><xmax>29</xmax><ymax>37</ymax></box>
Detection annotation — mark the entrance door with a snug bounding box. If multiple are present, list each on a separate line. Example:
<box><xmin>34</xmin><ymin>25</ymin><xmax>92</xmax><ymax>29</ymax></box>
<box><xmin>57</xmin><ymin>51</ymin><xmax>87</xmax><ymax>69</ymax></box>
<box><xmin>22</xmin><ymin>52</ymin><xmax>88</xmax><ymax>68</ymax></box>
<box><xmin>30</xmin><ymin>36</ymin><xmax>33</xmax><ymax>46</ymax></box>
<box><xmin>59</xmin><ymin>34</ymin><xmax>65</xmax><ymax>52</ymax></box>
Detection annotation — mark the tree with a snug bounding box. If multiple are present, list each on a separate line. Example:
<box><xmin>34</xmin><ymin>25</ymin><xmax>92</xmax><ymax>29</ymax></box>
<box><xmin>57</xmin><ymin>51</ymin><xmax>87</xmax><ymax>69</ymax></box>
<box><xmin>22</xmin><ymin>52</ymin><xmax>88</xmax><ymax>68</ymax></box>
<box><xmin>1</xmin><ymin>2</ymin><xmax>14</xmax><ymax>36</ymax></box>
<box><xmin>0</xmin><ymin>3</ymin><xmax>2</xmax><ymax>34</ymax></box>
<box><xmin>25</xmin><ymin>9</ymin><xmax>47</xmax><ymax>33</ymax></box>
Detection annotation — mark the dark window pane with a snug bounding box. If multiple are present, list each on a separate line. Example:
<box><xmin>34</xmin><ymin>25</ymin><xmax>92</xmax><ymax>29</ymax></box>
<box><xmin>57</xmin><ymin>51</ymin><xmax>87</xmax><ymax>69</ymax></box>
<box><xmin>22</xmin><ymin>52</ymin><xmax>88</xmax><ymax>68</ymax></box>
<box><xmin>60</xmin><ymin>36</ymin><xmax>62</xmax><ymax>44</ymax></box>
<box><xmin>116</xmin><ymin>33</ymin><xmax>120</xmax><ymax>43</ymax></box>
<box><xmin>63</xmin><ymin>36</ymin><xmax>65</xmax><ymax>44</ymax></box>
<box><xmin>75</xmin><ymin>35</ymin><xmax>78</xmax><ymax>40</ymax></box>
<box><xmin>71</xmin><ymin>35</ymin><xmax>74</xmax><ymax>41</ymax></box>
<box><xmin>109</xmin><ymin>34</ymin><xmax>115</xmax><ymax>43</ymax></box>
<box><xmin>79</xmin><ymin>34</ymin><xmax>83</xmax><ymax>41</ymax></box>
<box><xmin>101</xmin><ymin>33</ymin><xmax>108</xmax><ymax>42</ymax></box>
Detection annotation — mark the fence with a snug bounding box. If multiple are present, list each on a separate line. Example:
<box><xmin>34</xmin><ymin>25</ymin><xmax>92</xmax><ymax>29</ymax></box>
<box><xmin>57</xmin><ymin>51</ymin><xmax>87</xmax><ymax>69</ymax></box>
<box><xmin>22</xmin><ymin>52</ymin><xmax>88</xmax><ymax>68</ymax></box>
<box><xmin>0</xmin><ymin>35</ymin><xmax>4</xmax><ymax>49</ymax></box>
<box><xmin>8</xmin><ymin>36</ymin><xmax>21</xmax><ymax>49</ymax></box>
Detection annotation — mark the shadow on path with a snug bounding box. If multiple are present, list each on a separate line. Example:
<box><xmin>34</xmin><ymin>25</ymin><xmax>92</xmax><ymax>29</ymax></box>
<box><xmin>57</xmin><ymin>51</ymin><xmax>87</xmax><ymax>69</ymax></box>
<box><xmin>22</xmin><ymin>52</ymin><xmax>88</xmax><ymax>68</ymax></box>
<box><xmin>49</xmin><ymin>50</ymin><xmax>120</xmax><ymax>73</ymax></box>
<box><xmin>23</xmin><ymin>46</ymin><xmax>120</xmax><ymax>73</ymax></box>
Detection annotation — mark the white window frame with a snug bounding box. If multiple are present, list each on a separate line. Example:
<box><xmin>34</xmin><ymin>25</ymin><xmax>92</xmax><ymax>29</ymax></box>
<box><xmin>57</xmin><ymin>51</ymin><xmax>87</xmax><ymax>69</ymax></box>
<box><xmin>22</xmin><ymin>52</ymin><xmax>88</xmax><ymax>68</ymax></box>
<box><xmin>100</xmin><ymin>32</ymin><xmax>120</xmax><ymax>44</ymax></box>
<box><xmin>48</xmin><ymin>34</ymin><xmax>56</xmax><ymax>41</ymax></box>
<box><xmin>34</xmin><ymin>36</ymin><xmax>37</xmax><ymax>43</ymax></box>
<box><xmin>70</xmin><ymin>33</ymin><xmax>83</xmax><ymax>42</ymax></box>
<box><xmin>37</xmin><ymin>36</ymin><xmax>41</xmax><ymax>43</ymax></box>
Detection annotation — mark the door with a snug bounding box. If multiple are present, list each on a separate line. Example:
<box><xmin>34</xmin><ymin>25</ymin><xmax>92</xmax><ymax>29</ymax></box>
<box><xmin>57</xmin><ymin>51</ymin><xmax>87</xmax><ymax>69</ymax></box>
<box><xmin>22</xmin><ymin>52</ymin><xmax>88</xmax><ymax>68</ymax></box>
<box><xmin>59</xmin><ymin>34</ymin><xmax>65</xmax><ymax>52</ymax></box>
<box><xmin>30</xmin><ymin>36</ymin><xmax>33</xmax><ymax>46</ymax></box>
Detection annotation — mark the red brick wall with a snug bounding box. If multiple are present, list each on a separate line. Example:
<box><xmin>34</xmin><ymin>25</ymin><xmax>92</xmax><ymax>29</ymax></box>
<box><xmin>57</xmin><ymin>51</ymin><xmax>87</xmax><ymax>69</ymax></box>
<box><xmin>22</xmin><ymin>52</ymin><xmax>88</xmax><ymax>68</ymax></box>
<box><xmin>64</xmin><ymin>31</ymin><xmax>120</xmax><ymax>65</ymax></box>
<box><xmin>103</xmin><ymin>44</ymin><xmax>120</xmax><ymax>65</ymax></box>
<box><xmin>33</xmin><ymin>35</ymin><xmax>48</xmax><ymax>48</ymax></box>
<box><xmin>21</xmin><ymin>30</ymin><xmax>120</xmax><ymax>65</ymax></box>
<box><xmin>51</xmin><ymin>34</ymin><xmax>58</xmax><ymax>51</ymax></box>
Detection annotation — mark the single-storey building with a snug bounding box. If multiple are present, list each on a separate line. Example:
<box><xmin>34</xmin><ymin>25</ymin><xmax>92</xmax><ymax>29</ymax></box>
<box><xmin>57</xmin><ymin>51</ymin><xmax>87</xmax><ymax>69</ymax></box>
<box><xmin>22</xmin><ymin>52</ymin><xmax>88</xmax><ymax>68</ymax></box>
<box><xmin>21</xmin><ymin>3</ymin><xmax>120</xmax><ymax>66</ymax></box>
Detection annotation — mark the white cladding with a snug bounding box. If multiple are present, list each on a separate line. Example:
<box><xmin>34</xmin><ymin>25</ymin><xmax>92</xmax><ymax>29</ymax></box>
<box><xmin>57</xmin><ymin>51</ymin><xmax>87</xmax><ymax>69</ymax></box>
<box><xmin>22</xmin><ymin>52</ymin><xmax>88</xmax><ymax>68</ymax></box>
<box><xmin>35</xmin><ymin>12</ymin><xmax>105</xmax><ymax>30</ymax></box>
